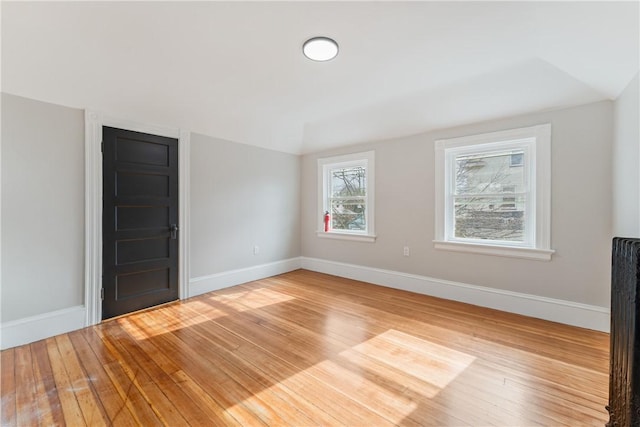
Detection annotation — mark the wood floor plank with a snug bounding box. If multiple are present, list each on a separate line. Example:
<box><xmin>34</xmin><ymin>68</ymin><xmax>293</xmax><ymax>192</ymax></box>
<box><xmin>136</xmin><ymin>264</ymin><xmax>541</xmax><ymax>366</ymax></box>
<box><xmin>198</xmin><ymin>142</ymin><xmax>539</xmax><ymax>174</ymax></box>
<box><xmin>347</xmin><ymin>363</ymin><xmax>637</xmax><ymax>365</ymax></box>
<box><xmin>156</xmin><ymin>314</ymin><xmax>317</xmax><ymax>427</ymax></box>
<box><xmin>180</xmin><ymin>309</ymin><xmax>394</xmax><ymax>426</ymax></box>
<box><xmin>30</xmin><ymin>340</ymin><xmax>64</xmax><ymax>427</ymax></box>
<box><xmin>46</xmin><ymin>337</ymin><xmax>86</xmax><ymax>426</ymax></box>
<box><xmin>1</xmin><ymin>270</ymin><xmax>610</xmax><ymax>425</ymax></box>
<box><xmin>82</xmin><ymin>327</ymin><xmax>164</xmax><ymax>426</ymax></box>
<box><xmin>170</xmin><ymin>303</ymin><xmax>391</xmax><ymax>426</ymax></box>
<box><xmin>1</xmin><ymin>348</ymin><xmax>17</xmax><ymax>427</ymax></box>
<box><xmin>100</xmin><ymin>319</ymin><xmax>218</xmax><ymax>426</ymax></box>
<box><xmin>14</xmin><ymin>345</ymin><xmax>40</xmax><ymax>426</ymax></box>
<box><xmin>114</xmin><ymin>317</ymin><xmax>242</xmax><ymax>427</ymax></box>
<box><xmin>131</xmin><ymin>314</ymin><xmax>268</xmax><ymax>426</ymax></box>
<box><xmin>67</xmin><ymin>330</ymin><xmax>138</xmax><ymax>426</ymax></box>
<box><xmin>94</xmin><ymin>325</ymin><xmax>189</xmax><ymax>427</ymax></box>
<box><xmin>54</xmin><ymin>334</ymin><xmax>109</xmax><ymax>426</ymax></box>
<box><xmin>172</xmin><ymin>305</ymin><xmax>349</xmax><ymax>426</ymax></box>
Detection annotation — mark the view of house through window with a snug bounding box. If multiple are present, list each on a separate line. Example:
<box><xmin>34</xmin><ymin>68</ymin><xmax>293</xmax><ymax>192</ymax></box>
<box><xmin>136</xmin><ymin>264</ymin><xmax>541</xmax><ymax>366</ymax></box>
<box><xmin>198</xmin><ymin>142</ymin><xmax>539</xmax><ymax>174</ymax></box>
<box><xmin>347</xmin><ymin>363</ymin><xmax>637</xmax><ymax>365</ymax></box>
<box><xmin>329</xmin><ymin>165</ymin><xmax>367</xmax><ymax>231</ymax></box>
<box><xmin>454</xmin><ymin>149</ymin><xmax>527</xmax><ymax>242</ymax></box>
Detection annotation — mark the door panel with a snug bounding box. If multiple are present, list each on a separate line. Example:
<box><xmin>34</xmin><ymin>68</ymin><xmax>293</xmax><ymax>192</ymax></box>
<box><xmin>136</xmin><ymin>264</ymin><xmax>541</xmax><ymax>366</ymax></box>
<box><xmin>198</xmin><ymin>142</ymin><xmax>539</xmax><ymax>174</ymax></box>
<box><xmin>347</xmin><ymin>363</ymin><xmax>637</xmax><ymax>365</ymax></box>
<box><xmin>116</xmin><ymin>238</ymin><xmax>170</xmax><ymax>264</ymax></box>
<box><xmin>116</xmin><ymin>206</ymin><xmax>170</xmax><ymax>230</ymax></box>
<box><xmin>116</xmin><ymin>172</ymin><xmax>170</xmax><ymax>197</ymax></box>
<box><xmin>116</xmin><ymin>268</ymin><xmax>171</xmax><ymax>299</ymax></box>
<box><xmin>116</xmin><ymin>137</ymin><xmax>170</xmax><ymax>166</ymax></box>
<box><xmin>103</xmin><ymin>126</ymin><xmax>179</xmax><ymax>320</ymax></box>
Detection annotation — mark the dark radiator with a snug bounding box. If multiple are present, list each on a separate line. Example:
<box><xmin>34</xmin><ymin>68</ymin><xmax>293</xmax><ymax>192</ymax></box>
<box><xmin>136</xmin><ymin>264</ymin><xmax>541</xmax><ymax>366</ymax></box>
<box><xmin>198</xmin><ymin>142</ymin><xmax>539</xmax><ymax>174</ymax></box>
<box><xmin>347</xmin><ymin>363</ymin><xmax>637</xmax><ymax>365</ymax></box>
<box><xmin>608</xmin><ymin>237</ymin><xmax>640</xmax><ymax>427</ymax></box>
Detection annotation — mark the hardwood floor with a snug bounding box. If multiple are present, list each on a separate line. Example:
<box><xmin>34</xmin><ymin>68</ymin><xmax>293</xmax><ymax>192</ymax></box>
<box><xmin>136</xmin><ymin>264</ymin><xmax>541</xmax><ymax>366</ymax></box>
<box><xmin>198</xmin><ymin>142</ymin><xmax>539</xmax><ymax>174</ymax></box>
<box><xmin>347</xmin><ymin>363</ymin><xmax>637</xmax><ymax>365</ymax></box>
<box><xmin>1</xmin><ymin>269</ymin><xmax>609</xmax><ymax>426</ymax></box>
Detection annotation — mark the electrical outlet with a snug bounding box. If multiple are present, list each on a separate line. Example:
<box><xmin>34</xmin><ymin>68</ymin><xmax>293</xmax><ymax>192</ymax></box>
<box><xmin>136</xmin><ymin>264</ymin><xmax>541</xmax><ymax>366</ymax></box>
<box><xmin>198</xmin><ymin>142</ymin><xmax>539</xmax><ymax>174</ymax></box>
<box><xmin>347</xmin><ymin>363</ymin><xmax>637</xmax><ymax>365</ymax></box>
<box><xmin>253</xmin><ymin>245</ymin><xmax>260</xmax><ymax>255</ymax></box>
<box><xmin>403</xmin><ymin>246</ymin><xmax>410</xmax><ymax>257</ymax></box>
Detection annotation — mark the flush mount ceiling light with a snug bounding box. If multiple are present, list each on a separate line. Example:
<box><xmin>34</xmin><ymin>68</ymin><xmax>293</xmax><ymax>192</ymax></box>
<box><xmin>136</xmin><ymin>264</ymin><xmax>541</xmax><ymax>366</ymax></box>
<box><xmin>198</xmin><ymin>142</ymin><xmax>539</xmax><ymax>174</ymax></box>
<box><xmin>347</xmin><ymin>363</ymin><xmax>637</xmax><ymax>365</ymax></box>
<box><xmin>303</xmin><ymin>37</ymin><xmax>339</xmax><ymax>61</ymax></box>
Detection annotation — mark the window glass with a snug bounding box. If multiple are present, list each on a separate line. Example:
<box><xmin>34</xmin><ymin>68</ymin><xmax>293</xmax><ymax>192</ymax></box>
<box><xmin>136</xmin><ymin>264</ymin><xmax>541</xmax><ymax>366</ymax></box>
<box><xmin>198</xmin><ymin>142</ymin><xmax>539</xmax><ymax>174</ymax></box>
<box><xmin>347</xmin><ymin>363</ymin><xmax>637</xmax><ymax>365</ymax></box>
<box><xmin>453</xmin><ymin>150</ymin><xmax>526</xmax><ymax>242</ymax></box>
<box><xmin>329</xmin><ymin>166</ymin><xmax>367</xmax><ymax>231</ymax></box>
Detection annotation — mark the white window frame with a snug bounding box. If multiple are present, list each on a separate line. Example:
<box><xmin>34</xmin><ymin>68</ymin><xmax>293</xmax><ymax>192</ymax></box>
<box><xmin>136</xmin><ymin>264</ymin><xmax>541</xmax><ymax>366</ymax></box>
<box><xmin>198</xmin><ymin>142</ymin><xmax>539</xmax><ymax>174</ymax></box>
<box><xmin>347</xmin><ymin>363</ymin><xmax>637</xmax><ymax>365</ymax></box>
<box><xmin>317</xmin><ymin>151</ymin><xmax>376</xmax><ymax>242</ymax></box>
<box><xmin>434</xmin><ymin>124</ymin><xmax>554</xmax><ymax>261</ymax></box>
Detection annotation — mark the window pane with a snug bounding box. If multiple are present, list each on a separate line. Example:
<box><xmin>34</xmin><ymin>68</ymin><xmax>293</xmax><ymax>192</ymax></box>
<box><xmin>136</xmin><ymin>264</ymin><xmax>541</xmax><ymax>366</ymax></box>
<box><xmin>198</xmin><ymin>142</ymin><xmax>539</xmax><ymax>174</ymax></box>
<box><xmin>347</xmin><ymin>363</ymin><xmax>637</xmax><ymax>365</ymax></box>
<box><xmin>455</xmin><ymin>151</ymin><xmax>525</xmax><ymax>195</ymax></box>
<box><xmin>454</xmin><ymin>195</ymin><xmax>526</xmax><ymax>242</ymax></box>
<box><xmin>330</xmin><ymin>200</ymin><xmax>366</xmax><ymax>231</ymax></box>
<box><xmin>510</xmin><ymin>153</ymin><xmax>524</xmax><ymax>167</ymax></box>
<box><xmin>330</xmin><ymin>167</ymin><xmax>366</xmax><ymax>198</ymax></box>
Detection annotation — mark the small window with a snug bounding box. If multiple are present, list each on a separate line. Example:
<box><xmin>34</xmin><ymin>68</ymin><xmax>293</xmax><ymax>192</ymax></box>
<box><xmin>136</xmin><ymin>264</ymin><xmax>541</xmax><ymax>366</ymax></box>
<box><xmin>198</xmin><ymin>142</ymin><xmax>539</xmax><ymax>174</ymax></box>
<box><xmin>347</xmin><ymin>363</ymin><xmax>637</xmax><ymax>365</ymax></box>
<box><xmin>434</xmin><ymin>124</ymin><xmax>554</xmax><ymax>260</ymax></box>
<box><xmin>510</xmin><ymin>153</ymin><xmax>524</xmax><ymax>167</ymax></box>
<box><xmin>317</xmin><ymin>151</ymin><xmax>375</xmax><ymax>242</ymax></box>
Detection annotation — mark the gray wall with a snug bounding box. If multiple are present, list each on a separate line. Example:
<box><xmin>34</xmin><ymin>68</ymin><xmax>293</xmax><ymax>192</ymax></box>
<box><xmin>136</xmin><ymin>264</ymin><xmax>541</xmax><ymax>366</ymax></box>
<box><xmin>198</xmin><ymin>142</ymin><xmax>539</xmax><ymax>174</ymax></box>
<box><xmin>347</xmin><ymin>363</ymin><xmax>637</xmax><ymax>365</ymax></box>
<box><xmin>302</xmin><ymin>101</ymin><xmax>613</xmax><ymax>308</ymax></box>
<box><xmin>1</xmin><ymin>93</ymin><xmax>85</xmax><ymax>322</ymax></box>
<box><xmin>613</xmin><ymin>73</ymin><xmax>640</xmax><ymax>238</ymax></box>
<box><xmin>186</xmin><ymin>133</ymin><xmax>301</xmax><ymax>278</ymax></box>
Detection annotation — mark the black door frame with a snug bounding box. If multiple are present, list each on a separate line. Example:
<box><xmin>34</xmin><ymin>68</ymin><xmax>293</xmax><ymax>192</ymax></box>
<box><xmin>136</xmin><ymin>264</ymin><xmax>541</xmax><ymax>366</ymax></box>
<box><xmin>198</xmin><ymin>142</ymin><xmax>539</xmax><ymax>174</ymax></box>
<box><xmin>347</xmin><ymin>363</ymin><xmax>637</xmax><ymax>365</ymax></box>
<box><xmin>84</xmin><ymin>111</ymin><xmax>190</xmax><ymax>326</ymax></box>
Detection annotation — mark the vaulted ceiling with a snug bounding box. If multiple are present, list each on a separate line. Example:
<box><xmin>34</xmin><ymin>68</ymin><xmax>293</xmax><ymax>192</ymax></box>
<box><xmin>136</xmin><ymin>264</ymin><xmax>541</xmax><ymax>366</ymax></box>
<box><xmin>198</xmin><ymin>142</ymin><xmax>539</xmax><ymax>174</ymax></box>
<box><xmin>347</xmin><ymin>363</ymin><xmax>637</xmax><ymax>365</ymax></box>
<box><xmin>2</xmin><ymin>1</ymin><xmax>638</xmax><ymax>154</ymax></box>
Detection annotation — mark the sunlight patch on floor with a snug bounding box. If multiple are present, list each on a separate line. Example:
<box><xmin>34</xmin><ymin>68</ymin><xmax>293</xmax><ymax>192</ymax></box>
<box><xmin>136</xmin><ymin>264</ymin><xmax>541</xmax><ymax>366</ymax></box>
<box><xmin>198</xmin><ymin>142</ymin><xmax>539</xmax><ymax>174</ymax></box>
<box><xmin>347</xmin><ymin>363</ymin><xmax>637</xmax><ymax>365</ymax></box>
<box><xmin>229</xmin><ymin>329</ymin><xmax>475</xmax><ymax>422</ymax></box>
<box><xmin>180</xmin><ymin>299</ymin><xmax>229</xmax><ymax>321</ymax></box>
<box><xmin>342</xmin><ymin>329</ymin><xmax>476</xmax><ymax>397</ymax></box>
<box><xmin>228</xmin><ymin>358</ymin><xmax>417</xmax><ymax>424</ymax></box>
<box><xmin>117</xmin><ymin>289</ymin><xmax>293</xmax><ymax>340</ymax></box>
<box><xmin>208</xmin><ymin>288</ymin><xmax>294</xmax><ymax>312</ymax></box>
<box><xmin>118</xmin><ymin>301</ymin><xmax>218</xmax><ymax>339</ymax></box>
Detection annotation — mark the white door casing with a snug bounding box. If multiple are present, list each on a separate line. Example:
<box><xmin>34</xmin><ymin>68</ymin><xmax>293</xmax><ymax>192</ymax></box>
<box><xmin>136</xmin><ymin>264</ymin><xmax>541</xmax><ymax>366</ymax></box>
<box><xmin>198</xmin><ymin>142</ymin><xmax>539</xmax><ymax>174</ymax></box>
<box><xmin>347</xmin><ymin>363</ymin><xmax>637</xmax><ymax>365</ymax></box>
<box><xmin>84</xmin><ymin>110</ymin><xmax>190</xmax><ymax>326</ymax></box>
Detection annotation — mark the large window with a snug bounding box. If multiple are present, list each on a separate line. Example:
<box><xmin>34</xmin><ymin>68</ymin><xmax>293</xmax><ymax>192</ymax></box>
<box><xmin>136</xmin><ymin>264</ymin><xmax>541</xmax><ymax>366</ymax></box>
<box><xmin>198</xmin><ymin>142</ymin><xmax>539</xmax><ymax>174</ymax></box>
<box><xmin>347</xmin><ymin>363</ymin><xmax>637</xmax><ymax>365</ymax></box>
<box><xmin>435</xmin><ymin>124</ymin><xmax>553</xmax><ymax>260</ymax></box>
<box><xmin>317</xmin><ymin>151</ymin><xmax>375</xmax><ymax>242</ymax></box>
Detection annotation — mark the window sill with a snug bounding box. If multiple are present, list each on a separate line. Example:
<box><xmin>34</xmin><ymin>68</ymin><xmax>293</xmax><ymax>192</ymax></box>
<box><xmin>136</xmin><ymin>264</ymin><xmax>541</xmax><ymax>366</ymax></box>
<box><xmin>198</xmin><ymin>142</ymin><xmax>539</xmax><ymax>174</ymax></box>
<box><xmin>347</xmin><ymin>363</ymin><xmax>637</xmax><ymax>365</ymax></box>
<box><xmin>433</xmin><ymin>240</ymin><xmax>554</xmax><ymax>261</ymax></box>
<box><xmin>316</xmin><ymin>231</ymin><xmax>377</xmax><ymax>243</ymax></box>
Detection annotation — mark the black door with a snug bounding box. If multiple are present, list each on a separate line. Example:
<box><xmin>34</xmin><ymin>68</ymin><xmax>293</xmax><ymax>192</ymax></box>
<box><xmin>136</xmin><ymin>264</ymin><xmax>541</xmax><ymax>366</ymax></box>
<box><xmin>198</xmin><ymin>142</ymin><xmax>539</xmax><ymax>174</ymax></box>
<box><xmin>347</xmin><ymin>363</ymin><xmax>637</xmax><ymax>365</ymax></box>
<box><xmin>102</xmin><ymin>126</ymin><xmax>179</xmax><ymax>320</ymax></box>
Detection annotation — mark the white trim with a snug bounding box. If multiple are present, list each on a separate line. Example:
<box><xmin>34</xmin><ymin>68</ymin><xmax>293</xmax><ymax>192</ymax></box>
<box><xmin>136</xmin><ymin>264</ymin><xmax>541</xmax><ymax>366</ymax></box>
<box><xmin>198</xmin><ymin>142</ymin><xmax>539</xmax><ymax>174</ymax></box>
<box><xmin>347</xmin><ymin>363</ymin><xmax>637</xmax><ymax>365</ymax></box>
<box><xmin>1</xmin><ymin>306</ymin><xmax>86</xmax><ymax>350</ymax></box>
<box><xmin>300</xmin><ymin>257</ymin><xmax>609</xmax><ymax>332</ymax></box>
<box><xmin>317</xmin><ymin>151</ymin><xmax>375</xmax><ymax>237</ymax></box>
<box><xmin>433</xmin><ymin>240</ymin><xmax>554</xmax><ymax>261</ymax></box>
<box><xmin>536</xmin><ymin>124</ymin><xmax>552</xmax><ymax>250</ymax></box>
<box><xmin>178</xmin><ymin>130</ymin><xmax>191</xmax><ymax>302</ymax></box>
<box><xmin>0</xmin><ymin>93</ymin><xmax>3</xmax><ymax>336</ymax></box>
<box><xmin>435</xmin><ymin>124</ymin><xmax>550</xmax><ymax>150</ymax></box>
<box><xmin>434</xmin><ymin>124</ymin><xmax>552</xmax><ymax>259</ymax></box>
<box><xmin>84</xmin><ymin>110</ymin><xmax>102</xmax><ymax>327</ymax></box>
<box><xmin>84</xmin><ymin>110</ymin><xmax>191</xmax><ymax>327</ymax></box>
<box><xmin>316</xmin><ymin>231</ymin><xmax>377</xmax><ymax>243</ymax></box>
<box><xmin>188</xmin><ymin>258</ymin><xmax>302</xmax><ymax>298</ymax></box>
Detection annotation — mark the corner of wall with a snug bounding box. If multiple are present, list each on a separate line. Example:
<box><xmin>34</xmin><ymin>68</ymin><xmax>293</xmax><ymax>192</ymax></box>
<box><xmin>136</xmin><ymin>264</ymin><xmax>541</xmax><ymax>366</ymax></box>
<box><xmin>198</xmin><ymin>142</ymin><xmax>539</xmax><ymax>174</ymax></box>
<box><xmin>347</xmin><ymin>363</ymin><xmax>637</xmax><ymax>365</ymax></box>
<box><xmin>613</xmin><ymin>72</ymin><xmax>640</xmax><ymax>238</ymax></box>
<box><xmin>188</xmin><ymin>257</ymin><xmax>302</xmax><ymax>298</ymax></box>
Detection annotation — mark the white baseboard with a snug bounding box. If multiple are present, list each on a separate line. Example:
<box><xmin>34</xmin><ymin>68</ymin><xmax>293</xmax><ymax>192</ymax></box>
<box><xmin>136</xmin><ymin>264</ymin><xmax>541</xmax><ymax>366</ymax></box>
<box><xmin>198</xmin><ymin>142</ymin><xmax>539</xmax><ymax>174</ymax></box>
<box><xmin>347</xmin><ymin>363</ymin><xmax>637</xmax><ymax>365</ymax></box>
<box><xmin>301</xmin><ymin>257</ymin><xmax>610</xmax><ymax>332</ymax></box>
<box><xmin>189</xmin><ymin>257</ymin><xmax>302</xmax><ymax>298</ymax></box>
<box><xmin>1</xmin><ymin>305</ymin><xmax>86</xmax><ymax>350</ymax></box>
